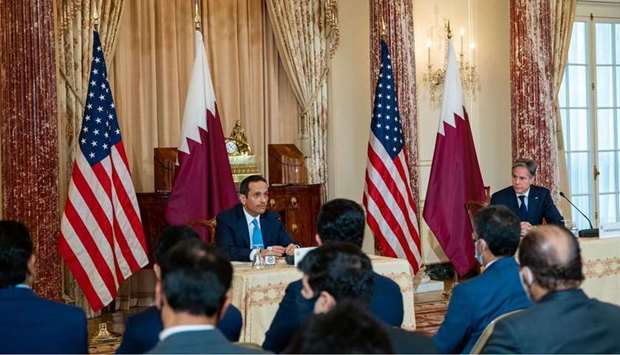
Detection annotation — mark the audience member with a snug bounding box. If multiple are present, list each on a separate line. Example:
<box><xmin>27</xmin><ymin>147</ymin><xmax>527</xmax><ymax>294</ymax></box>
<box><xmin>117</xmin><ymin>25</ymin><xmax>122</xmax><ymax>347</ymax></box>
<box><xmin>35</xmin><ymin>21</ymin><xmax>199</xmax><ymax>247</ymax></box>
<box><xmin>483</xmin><ymin>225</ymin><xmax>620</xmax><ymax>353</ymax></box>
<box><xmin>0</xmin><ymin>220</ymin><xmax>87</xmax><ymax>354</ymax></box>
<box><xmin>284</xmin><ymin>301</ymin><xmax>393</xmax><ymax>354</ymax></box>
<box><xmin>433</xmin><ymin>206</ymin><xmax>532</xmax><ymax>353</ymax></box>
<box><xmin>149</xmin><ymin>239</ymin><xmax>262</xmax><ymax>354</ymax></box>
<box><xmin>215</xmin><ymin>175</ymin><xmax>297</xmax><ymax>261</ymax></box>
<box><xmin>117</xmin><ymin>225</ymin><xmax>242</xmax><ymax>354</ymax></box>
<box><xmin>289</xmin><ymin>243</ymin><xmax>436</xmax><ymax>354</ymax></box>
<box><xmin>263</xmin><ymin>198</ymin><xmax>404</xmax><ymax>353</ymax></box>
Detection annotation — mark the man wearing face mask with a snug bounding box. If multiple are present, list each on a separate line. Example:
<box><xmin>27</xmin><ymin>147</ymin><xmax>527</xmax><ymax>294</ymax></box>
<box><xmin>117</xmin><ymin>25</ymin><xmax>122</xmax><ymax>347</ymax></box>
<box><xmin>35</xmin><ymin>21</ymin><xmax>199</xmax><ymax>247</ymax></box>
<box><xmin>433</xmin><ymin>206</ymin><xmax>532</xmax><ymax>354</ymax></box>
<box><xmin>483</xmin><ymin>225</ymin><xmax>620</xmax><ymax>353</ymax></box>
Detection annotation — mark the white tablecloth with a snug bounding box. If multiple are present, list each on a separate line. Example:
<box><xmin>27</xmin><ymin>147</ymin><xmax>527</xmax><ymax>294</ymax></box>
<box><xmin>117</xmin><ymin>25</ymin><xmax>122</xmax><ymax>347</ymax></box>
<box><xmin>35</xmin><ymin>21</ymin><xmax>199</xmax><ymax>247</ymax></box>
<box><xmin>230</xmin><ymin>254</ymin><xmax>416</xmax><ymax>344</ymax></box>
<box><xmin>580</xmin><ymin>237</ymin><xmax>620</xmax><ymax>306</ymax></box>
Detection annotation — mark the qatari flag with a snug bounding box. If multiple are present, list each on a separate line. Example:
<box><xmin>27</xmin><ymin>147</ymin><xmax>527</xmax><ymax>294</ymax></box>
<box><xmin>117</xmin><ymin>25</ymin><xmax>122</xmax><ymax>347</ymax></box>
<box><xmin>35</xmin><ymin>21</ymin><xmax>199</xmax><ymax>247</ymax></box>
<box><xmin>165</xmin><ymin>31</ymin><xmax>238</xmax><ymax>241</ymax></box>
<box><xmin>423</xmin><ymin>40</ymin><xmax>486</xmax><ymax>277</ymax></box>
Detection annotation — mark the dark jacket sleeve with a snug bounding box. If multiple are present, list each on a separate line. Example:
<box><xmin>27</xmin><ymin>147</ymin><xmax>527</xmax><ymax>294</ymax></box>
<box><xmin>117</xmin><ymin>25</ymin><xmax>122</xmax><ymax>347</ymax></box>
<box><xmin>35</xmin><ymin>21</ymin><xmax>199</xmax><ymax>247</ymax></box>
<box><xmin>481</xmin><ymin>319</ymin><xmax>520</xmax><ymax>354</ymax></box>
<box><xmin>263</xmin><ymin>281</ymin><xmax>312</xmax><ymax>353</ymax></box>
<box><xmin>268</xmin><ymin>211</ymin><xmax>294</xmax><ymax>246</ymax></box>
<box><xmin>76</xmin><ymin>309</ymin><xmax>89</xmax><ymax>354</ymax></box>
<box><xmin>215</xmin><ymin>214</ymin><xmax>252</xmax><ymax>261</ymax></box>
<box><xmin>218</xmin><ymin>304</ymin><xmax>242</xmax><ymax>342</ymax></box>
<box><xmin>117</xmin><ymin>316</ymin><xmax>140</xmax><ymax>354</ymax></box>
<box><xmin>370</xmin><ymin>274</ymin><xmax>404</xmax><ymax>327</ymax></box>
<box><xmin>542</xmin><ymin>189</ymin><xmax>564</xmax><ymax>225</ymax></box>
<box><xmin>432</xmin><ymin>284</ymin><xmax>471</xmax><ymax>353</ymax></box>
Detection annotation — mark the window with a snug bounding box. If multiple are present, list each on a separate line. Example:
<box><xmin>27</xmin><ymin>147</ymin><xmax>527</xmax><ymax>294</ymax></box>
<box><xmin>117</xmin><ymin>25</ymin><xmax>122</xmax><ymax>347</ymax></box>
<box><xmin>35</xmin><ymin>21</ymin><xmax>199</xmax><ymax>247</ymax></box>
<box><xmin>561</xmin><ymin>7</ymin><xmax>620</xmax><ymax>229</ymax></box>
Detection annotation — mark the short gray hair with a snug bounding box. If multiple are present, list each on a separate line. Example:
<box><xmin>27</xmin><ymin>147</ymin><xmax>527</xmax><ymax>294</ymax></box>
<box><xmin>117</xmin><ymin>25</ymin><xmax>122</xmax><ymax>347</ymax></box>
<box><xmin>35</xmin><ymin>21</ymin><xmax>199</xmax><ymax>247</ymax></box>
<box><xmin>512</xmin><ymin>159</ymin><xmax>537</xmax><ymax>177</ymax></box>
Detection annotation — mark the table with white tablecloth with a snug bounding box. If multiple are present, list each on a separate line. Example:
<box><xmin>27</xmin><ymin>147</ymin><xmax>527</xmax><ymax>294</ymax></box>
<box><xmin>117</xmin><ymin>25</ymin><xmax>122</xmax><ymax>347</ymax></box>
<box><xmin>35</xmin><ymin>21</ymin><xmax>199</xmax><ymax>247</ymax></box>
<box><xmin>580</xmin><ymin>237</ymin><xmax>620</xmax><ymax>306</ymax></box>
<box><xmin>230</xmin><ymin>254</ymin><xmax>416</xmax><ymax>344</ymax></box>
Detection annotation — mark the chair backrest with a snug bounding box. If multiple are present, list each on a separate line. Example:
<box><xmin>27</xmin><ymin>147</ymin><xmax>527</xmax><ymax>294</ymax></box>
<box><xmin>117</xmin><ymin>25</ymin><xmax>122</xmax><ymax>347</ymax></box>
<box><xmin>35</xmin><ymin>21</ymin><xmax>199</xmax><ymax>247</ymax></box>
<box><xmin>469</xmin><ymin>309</ymin><xmax>523</xmax><ymax>354</ymax></box>
<box><xmin>187</xmin><ymin>218</ymin><xmax>217</xmax><ymax>244</ymax></box>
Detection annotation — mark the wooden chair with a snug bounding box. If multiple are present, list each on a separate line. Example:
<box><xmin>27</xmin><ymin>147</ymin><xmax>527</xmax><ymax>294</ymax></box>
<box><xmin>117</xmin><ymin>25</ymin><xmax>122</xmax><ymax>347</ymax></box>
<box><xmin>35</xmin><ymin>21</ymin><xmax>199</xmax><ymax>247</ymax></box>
<box><xmin>465</xmin><ymin>186</ymin><xmax>491</xmax><ymax>224</ymax></box>
<box><xmin>187</xmin><ymin>218</ymin><xmax>217</xmax><ymax>244</ymax></box>
<box><xmin>469</xmin><ymin>309</ymin><xmax>523</xmax><ymax>354</ymax></box>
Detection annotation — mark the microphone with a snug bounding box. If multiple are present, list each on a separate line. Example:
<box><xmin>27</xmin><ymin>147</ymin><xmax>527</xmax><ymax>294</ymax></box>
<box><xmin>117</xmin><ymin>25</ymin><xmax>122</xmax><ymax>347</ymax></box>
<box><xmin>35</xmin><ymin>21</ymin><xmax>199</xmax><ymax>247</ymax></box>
<box><xmin>559</xmin><ymin>192</ymin><xmax>598</xmax><ymax>238</ymax></box>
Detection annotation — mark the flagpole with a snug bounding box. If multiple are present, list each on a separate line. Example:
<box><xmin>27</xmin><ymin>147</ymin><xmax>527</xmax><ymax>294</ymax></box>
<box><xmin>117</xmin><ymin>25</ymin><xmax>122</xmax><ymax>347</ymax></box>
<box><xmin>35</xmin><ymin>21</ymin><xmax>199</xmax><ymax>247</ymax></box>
<box><xmin>194</xmin><ymin>0</ymin><xmax>202</xmax><ymax>32</ymax></box>
<box><xmin>92</xmin><ymin>3</ymin><xmax>100</xmax><ymax>32</ymax></box>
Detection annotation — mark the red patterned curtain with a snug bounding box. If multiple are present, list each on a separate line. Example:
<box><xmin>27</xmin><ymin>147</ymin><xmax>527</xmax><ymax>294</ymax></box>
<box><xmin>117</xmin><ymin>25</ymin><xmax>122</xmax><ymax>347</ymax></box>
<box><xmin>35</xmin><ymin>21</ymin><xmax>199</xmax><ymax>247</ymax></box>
<box><xmin>0</xmin><ymin>0</ymin><xmax>61</xmax><ymax>300</ymax></box>
<box><xmin>369</xmin><ymin>0</ymin><xmax>419</xmax><ymax>204</ymax></box>
<box><xmin>511</xmin><ymin>0</ymin><xmax>559</xmax><ymax>195</ymax></box>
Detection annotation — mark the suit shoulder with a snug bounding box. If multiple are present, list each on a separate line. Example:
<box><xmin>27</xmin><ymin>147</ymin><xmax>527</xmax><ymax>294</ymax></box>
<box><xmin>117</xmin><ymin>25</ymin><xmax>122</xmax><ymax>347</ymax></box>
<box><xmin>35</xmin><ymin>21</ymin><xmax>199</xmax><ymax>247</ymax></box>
<box><xmin>531</xmin><ymin>185</ymin><xmax>551</xmax><ymax>195</ymax></box>
<box><xmin>373</xmin><ymin>272</ymin><xmax>400</xmax><ymax>291</ymax></box>
<box><xmin>286</xmin><ymin>279</ymin><xmax>303</xmax><ymax>292</ymax></box>
<box><xmin>126</xmin><ymin>306</ymin><xmax>161</xmax><ymax>327</ymax></box>
<box><xmin>217</xmin><ymin>204</ymin><xmax>242</xmax><ymax>222</ymax></box>
<box><xmin>36</xmin><ymin>297</ymin><xmax>85</xmax><ymax>320</ymax></box>
<box><xmin>491</xmin><ymin>186</ymin><xmax>514</xmax><ymax>198</ymax></box>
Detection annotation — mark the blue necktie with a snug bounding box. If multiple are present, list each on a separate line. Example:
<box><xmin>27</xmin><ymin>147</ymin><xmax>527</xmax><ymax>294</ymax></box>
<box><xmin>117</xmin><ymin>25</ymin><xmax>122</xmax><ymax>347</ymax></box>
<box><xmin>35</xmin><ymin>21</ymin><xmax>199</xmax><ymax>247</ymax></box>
<box><xmin>518</xmin><ymin>195</ymin><xmax>528</xmax><ymax>221</ymax></box>
<box><xmin>251</xmin><ymin>219</ymin><xmax>264</xmax><ymax>249</ymax></box>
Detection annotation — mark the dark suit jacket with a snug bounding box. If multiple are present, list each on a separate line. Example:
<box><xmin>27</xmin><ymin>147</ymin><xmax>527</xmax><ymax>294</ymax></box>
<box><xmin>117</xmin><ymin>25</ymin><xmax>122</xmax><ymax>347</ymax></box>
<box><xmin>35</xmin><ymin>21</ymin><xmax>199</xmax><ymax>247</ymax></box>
<box><xmin>490</xmin><ymin>185</ymin><xmax>564</xmax><ymax>225</ymax></box>
<box><xmin>117</xmin><ymin>304</ymin><xmax>243</xmax><ymax>354</ymax></box>
<box><xmin>483</xmin><ymin>289</ymin><xmax>620</xmax><ymax>354</ymax></box>
<box><xmin>0</xmin><ymin>287</ymin><xmax>88</xmax><ymax>354</ymax></box>
<box><xmin>215</xmin><ymin>203</ymin><xmax>294</xmax><ymax>261</ymax></box>
<box><xmin>432</xmin><ymin>257</ymin><xmax>532</xmax><ymax>354</ymax></box>
<box><xmin>262</xmin><ymin>272</ymin><xmax>404</xmax><ymax>353</ymax></box>
<box><xmin>148</xmin><ymin>329</ymin><xmax>264</xmax><ymax>354</ymax></box>
<box><xmin>385</xmin><ymin>326</ymin><xmax>438</xmax><ymax>354</ymax></box>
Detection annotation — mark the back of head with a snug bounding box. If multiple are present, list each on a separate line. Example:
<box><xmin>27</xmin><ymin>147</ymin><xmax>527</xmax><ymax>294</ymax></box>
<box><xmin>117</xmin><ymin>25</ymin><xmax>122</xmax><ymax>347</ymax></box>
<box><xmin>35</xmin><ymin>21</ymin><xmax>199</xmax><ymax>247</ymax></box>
<box><xmin>298</xmin><ymin>242</ymin><xmax>374</xmax><ymax>304</ymax></box>
<box><xmin>284</xmin><ymin>300</ymin><xmax>393</xmax><ymax>354</ymax></box>
<box><xmin>519</xmin><ymin>225</ymin><xmax>584</xmax><ymax>290</ymax></box>
<box><xmin>155</xmin><ymin>224</ymin><xmax>200</xmax><ymax>264</ymax></box>
<box><xmin>160</xmin><ymin>239</ymin><xmax>233</xmax><ymax>317</ymax></box>
<box><xmin>474</xmin><ymin>205</ymin><xmax>521</xmax><ymax>256</ymax></box>
<box><xmin>317</xmin><ymin>198</ymin><xmax>365</xmax><ymax>247</ymax></box>
<box><xmin>0</xmin><ymin>221</ymin><xmax>33</xmax><ymax>288</ymax></box>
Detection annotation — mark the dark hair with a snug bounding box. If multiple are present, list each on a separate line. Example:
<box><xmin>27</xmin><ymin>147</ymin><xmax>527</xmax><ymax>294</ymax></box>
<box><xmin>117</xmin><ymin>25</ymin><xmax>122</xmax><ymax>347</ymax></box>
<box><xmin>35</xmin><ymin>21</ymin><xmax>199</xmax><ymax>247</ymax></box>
<box><xmin>155</xmin><ymin>225</ymin><xmax>200</xmax><ymax>264</ymax></box>
<box><xmin>298</xmin><ymin>242</ymin><xmax>374</xmax><ymax>304</ymax></box>
<box><xmin>159</xmin><ymin>239</ymin><xmax>233</xmax><ymax>317</ymax></box>
<box><xmin>317</xmin><ymin>199</ymin><xmax>365</xmax><ymax>247</ymax></box>
<box><xmin>239</xmin><ymin>175</ymin><xmax>267</xmax><ymax>196</ymax></box>
<box><xmin>473</xmin><ymin>206</ymin><xmax>521</xmax><ymax>256</ymax></box>
<box><xmin>0</xmin><ymin>221</ymin><xmax>33</xmax><ymax>288</ymax></box>
<box><xmin>519</xmin><ymin>225</ymin><xmax>584</xmax><ymax>290</ymax></box>
<box><xmin>512</xmin><ymin>159</ymin><xmax>537</xmax><ymax>176</ymax></box>
<box><xmin>284</xmin><ymin>300</ymin><xmax>393</xmax><ymax>354</ymax></box>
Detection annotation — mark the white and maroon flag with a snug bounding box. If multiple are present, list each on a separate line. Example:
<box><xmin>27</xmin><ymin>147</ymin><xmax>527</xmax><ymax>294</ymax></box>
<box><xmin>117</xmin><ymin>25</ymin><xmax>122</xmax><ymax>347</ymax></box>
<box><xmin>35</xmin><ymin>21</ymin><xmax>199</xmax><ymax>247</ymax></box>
<box><xmin>164</xmin><ymin>31</ymin><xmax>237</xmax><ymax>241</ymax></box>
<box><xmin>59</xmin><ymin>31</ymin><xmax>149</xmax><ymax>311</ymax></box>
<box><xmin>423</xmin><ymin>40</ymin><xmax>486</xmax><ymax>277</ymax></box>
<box><xmin>363</xmin><ymin>39</ymin><xmax>422</xmax><ymax>273</ymax></box>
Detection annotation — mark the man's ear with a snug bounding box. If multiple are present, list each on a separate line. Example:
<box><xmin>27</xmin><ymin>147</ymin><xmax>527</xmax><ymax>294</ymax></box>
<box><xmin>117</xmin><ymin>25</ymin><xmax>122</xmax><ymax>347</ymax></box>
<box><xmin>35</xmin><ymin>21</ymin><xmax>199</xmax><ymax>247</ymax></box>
<box><xmin>26</xmin><ymin>254</ymin><xmax>36</xmax><ymax>284</ymax></box>
<box><xmin>153</xmin><ymin>264</ymin><xmax>161</xmax><ymax>280</ymax></box>
<box><xmin>313</xmin><ymin>291</ymin><xmax>336</xmax><ymax>314</ymax></box>
<box><xmin>219</xmin><ymin>296</ymin><xmax>231</xmax><ymax>321</ymax></box>
<box><xmin>155</xmin><ymin>280</ymin><xmax>163</xmax><ymax>309</ymax></box>
<box><xmin>240</xmin><ymin>194</ymin><xmax>247</xmax><ymax>206</ymax></box>
<box><xmin>315</xmin><ymin>234</ymin><xmax>322</xmax><ymax>246</ymax></box>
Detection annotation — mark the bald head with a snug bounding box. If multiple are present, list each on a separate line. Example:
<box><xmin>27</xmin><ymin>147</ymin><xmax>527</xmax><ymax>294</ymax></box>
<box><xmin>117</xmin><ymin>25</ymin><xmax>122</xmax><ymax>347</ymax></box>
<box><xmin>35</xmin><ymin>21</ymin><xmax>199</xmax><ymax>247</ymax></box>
<box><xmin>519</xmin><ymin>225</ymin><xmax>584</xmax><ymax>291</ymax></box>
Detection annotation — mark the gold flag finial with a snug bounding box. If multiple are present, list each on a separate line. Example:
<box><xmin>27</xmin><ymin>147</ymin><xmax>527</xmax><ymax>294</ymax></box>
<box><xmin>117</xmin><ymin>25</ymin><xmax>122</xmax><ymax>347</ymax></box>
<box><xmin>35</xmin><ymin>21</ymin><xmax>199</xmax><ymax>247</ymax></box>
<box><xmin>381</xmin><ymin>15</ymin><xmax>387</xmax><ymax>38</ymax></box>
<box><xmin>93</xmin><ymin>4</ymin><xmax>100</xmax><ymax>31</ymax></box>
<box><xmin>194</xmin><ymin>0</ymin><xmax>201</xmax><ymax>30</ymax></box>
<box><xmin>446</xmin><ymin>20</ymin><xmax>452</xmax><ymax>39</ymax></box>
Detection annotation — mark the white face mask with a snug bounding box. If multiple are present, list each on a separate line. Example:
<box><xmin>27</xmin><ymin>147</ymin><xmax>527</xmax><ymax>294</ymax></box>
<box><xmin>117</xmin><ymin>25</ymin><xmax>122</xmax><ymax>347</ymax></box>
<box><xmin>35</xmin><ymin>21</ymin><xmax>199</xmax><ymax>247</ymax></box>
<box><xmin>474</xmin><ymin>240</ymin><xmax>484</xmax><ymax>265</ymax></box>
<box><xmin>519</xmin><ymin>267</ymin><xmax>534</xmax><ymax>302</ymax></box>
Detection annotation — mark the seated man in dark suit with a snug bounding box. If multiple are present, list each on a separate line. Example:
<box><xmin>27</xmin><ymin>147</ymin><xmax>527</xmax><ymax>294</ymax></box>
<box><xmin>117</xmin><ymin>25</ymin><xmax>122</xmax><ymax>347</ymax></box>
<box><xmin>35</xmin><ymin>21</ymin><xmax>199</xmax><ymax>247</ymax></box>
<box><xmin>483</xmin><ymin>225</ymin><xmax>620</xmax><ymax>353</ymax></box>
<box><xmin>432</xmin><ymin>206</ymin><xmax>532</xmax><ymax>353</ymax></box>
<box><xmin>0</xmin><ymin>220</ymin><xmax>87</xmax><ymax>354</ymax></box>
<box><xmin>290</xmin><ymin>243</ymin><xmax>436</xmax><ymax>354</ymax></box>
<box><xmin>216</xmin><ymin>175</ymin><xmax>297</xmax><ymax>261</ymax></box>
<box><xmin>149</xmin><ymin>239</ymin><xmax>263</xmax><ymax>354</ymax></box>
<box><xmin>117</xmin><ymin>225</ymin><xmax>242</xmax><ymax>354</ymax></box>
<box><xmin>490</xmin><ymin>159</ymin><xmax>563</xmax><ymax>236</ymax></box>
<box><xmin>263</xmin><ymin>198</ymin><xmax>405</xmax><ymax>353</ymax></box>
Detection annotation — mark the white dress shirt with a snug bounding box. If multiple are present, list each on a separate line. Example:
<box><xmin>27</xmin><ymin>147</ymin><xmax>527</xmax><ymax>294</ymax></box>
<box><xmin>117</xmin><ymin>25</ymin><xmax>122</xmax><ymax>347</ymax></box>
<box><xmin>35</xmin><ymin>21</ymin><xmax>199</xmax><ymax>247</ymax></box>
<box><xmin>159</xmin><ymin>324</ymin><xmax>215</xmax><ymax>341</ymax></box>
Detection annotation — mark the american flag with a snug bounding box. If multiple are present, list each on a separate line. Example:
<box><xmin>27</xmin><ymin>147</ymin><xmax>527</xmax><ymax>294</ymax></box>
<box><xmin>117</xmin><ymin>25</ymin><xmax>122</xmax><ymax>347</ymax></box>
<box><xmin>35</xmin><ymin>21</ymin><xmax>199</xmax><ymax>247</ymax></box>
<box><xmin>59</xmin><ymin>31</ymin><xmax>148</xmax><ymax>311</ymax></box>
<box><xmin>363</xmin><ymin>40</ymin><xmax>422</xmax><ymax>272</ymax></box>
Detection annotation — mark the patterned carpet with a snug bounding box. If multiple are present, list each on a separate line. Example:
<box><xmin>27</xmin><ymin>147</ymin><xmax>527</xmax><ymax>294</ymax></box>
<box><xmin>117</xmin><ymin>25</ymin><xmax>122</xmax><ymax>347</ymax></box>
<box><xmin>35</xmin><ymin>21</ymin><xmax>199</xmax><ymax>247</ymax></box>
<box><xmin>414</xmin><ymin>297</ymin><xmax>449</xmax><ymax>336</ymax></box>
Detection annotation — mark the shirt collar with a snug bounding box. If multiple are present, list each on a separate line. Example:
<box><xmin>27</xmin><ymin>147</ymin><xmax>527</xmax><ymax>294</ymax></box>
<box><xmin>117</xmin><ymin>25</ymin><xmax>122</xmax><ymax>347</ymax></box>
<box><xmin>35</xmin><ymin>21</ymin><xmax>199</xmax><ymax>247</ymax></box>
<box><xmin>516</xmin><ymin>188</ymin><xmax>530</xmax><ymax>198</ymax></box>
<box><xmin>243</xmin><ymin>207</ymin><xmax>260</xmax><ymax>226</ymax></box>
<box><xmin>14</xmin><ymin>283</ymin><xmax>31</xmax><ymax>289</ymax></box>
<box><xmin>159</xmin><ymin>324</ymin><xmax>215</xmax><ymax>341</ymax></box>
